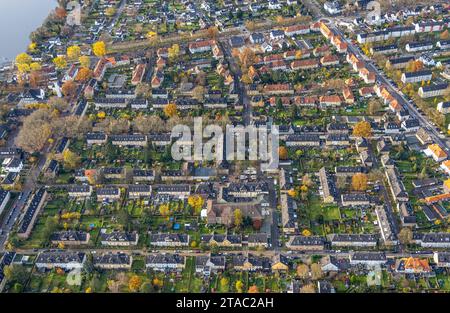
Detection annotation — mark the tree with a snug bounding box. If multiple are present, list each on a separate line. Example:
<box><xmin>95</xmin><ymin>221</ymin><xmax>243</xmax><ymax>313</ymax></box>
<box><xmin>30</xmin><ymin>62</ymin><xmax>42</xmax><ymax>71</ymax></box>
<box><xmin>310</xmin><ymin>263</ymin><xmax>323</xmax><ymax>280</ymax></box>
<box><xmin>3</xmin><ymin>264</ymin><xmax>28</xmax><ymax>286</ymax></box>
<box><xmin>48</xmin><ymin>96</ymin><xmax>69</xmax><ymax>112</ymax></box>
<box><xmin>238</xmin><ymin>48</ymin><xmax>256</xmax><ymax>72</ymax></box>
<box><xmin>168</xmin><ymin>44</ymin><xmax>180</xmax><ymax>61</ymax></box>
<box><xmin>235</xmin><ymin>280</ymin><xmax>244</xmax><ymax>293</ymax></box>
<box><xmin>159</xmin><ymin>203</ymin><xmax>170</xmax><ymax>216</ymax></box>
<box><xmin>406</xmin><ymin>60</ymin><xmax>423</xmax><ymax>72</ymax></box>
<box><xmin>248</xmin><ymin>285</ymin><xmax>259</xmax><ymax>293</ymax></box>
<box><xmin>296</xmin><ymin>264</ymin><xmax>309</xmax><ymax>279</ymax></box>
<box><xmin>302</xmin><ymin>174</ymin><xmax>313</xmax><ymax>187</ymax></box>
<box><xmin>287</xmin><ymin>189</ymin><xmax>298</xmax><ymax>198</ymax></box>
<box><xmin>351</xmin><ymin>173</ymin><xmax>368</xmax><ymax>191</ymax></box>
<box><xmin>220</xmin><ymin>277</ymin><xmax>229</xmax><ymax>291</ymax></box>
<box><xmin>16</xmin><ymin>109</ymin><xmax>52</xmax><ymax>153</ymax></box>
<box><xmin>367</xmin><ymin>98</ymin><xmax>383</xmax><ymax>115</ymax></box>
<box><xmin>234</xmin><ymin>209</ymin><xmax>243</xmax><ymax>227</ymax></box>
<box><xmin>92</xmin><ymin>41</ymin><xmax>107</xmax><ymax>57</ymax></box>
<box><xmin>398</xmin><ymin>227</ymin><xmax>413</xmax><ymax>245</ymax></box>
<box><xmin>300</xmin><ymin>284</ymin><xmax>316</xmax><ymax>293</ymax></box>
<box><xmin>164</xmin><ymin>103</ymin><xmax>178</xmax><ymax>118</ymax></box>
<box><xmin>67</xmin><ymin>45</ymin><xmax>81</xmax><ymax>61</ymax></box>
<box><xmin>206</xmin><ymin>26</ymin><xmax>219</xmax><ymax>39</ymax></box>
<box><xmin>192</xmin><ymin>86</ymin><xmax>205</xmax><ymax>102</ymax></box>
<box><xmin>146</xmin><ymin>31</ymin><xmax>158</xmax><ymax>41</ymax></box>
<box><xmin>278</xmin><ymin>146</ymin><xmax>288</xmax><ymax>160</ymax></box>
<box><xmin>75</xmin><ymin>68</ymin><xmax>92</xmax><ymax>82</ymax></box>
<box><xmin>53</xmin><ymin>56</ymin><xmax>67</xmax><ymax>69</ymax></box>
<box><xmin>352</xmin><ymin>121</ymin><xmax>372</xmax><ymax>138</ymax></box>
<box><xmin>63</xmin><ymin>149</ymin><xmax>80</xmax><ymax>169</ymax></box>
<box><xmin>62</xmin><ymin>80</ymin><xmax>77</xmax><ymax>98</ymax></box>
<box><xmin>187</xmin><ymin>195</ymin><xmax>205</xmax><ymax>214</ymax></box>
<box><xmin>441</xmin><ymin>30</ymin><xmax>450</xmax><ymax>40</ymax></box>
<box><xmin>15</xmin><ymin>53</ymin><xmax>32</xmax><ymax>65</ymax></box>
<box><xmin>105</xmin><ymin>7</ymin><xmax>117</xmax><ymax>17</ymax></box>
<box><xmin>79</xmin><ymin>55</ymin><xmax>91</xmax><ymax>68</ymax></box>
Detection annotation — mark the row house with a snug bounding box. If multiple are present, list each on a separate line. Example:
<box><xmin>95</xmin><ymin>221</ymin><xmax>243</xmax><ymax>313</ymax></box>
<box><xmin>359</xmin><ymin>67</ymin><xmax>376</xmax><ymax>84</ymax></box>
<box><xmin>405</xmin><ymin>41</ymin><xmax>434</xmax><ymax>53</ymax></box>
<box><xmin>130</xmin><ymin>98</ymin><xmax>148</xmax><ymax>109</ymax></box>
<box><xmin>349</xmin><ymin>252</ymin><xmax>387</xmax><ymax>267</ymax></box>
<box><xmin>319</xmin><ymin>95</ymin><xmax>341</xmax><ymax>107</ymax></box>
<box><xmin>263</xmin><ymin>84</ymin><xmax>294</xmax><ymax>95</ymax></box>
<box><xmin>401</xmin><ymin>70</ymin><xmax>432</xmax><ymax>84</ymax></box>
<box><xmin>86</xmin><ymin>132</ymin><xmax>107</xmax><ymax>145</ymax></box>
<box><xmin>370</xmin><ymin>44</ymin><xmax>398</xmax><ymax>55</ymax></box>
<box><xmin>36</xmin><ymin>251</ymin><xmax>86</xmax><ymax>271</ymax></box>
<box><xmin>284</xmin><ymin>24</ymin><xmax>310</xmax><ymax>37</ymax></box>
<box><xmin>425</xmin><ymin>143</ymin><xmax>448</xmax><ymax>162</ymax></box>
<box><xmin>414</xmin><ymin>21</ymin><xmax>445</xmax><ymax>33</ymax></box>
<box><xmin>280</xmin><ymin>194</ymin><xmax>298</xmax><ymax>234</ymax></box>
<box><xmin>131</xmin><ymin>63</ymin><xmax>146</xmax><ymax>85</ymax></box>
<box><xmin>50</xmin><ymin>230</ymin><xmax>90</xmax><ymax>246</ymax></box>
<box><xmin>325</xmin><ymin>134</ymin><xmax>350</xmax><ymax>146</ymax></box>
<box><xmin>100</xmin><ymin>230</ymin><xmax>139</xmax><ymax>246</ymax></box>
<box><xmin>146</xmin><ymin>254</ymin><xmax>185</xmax><ymax>271</ymax></box>
<box><xmin>94</xmin><ymin>252</ymin><xmax>132</xmax><ymax>270</ymax></box>
<box><xmin>155</xmin><ymin>184</ymin><xmax>191</xmax><ymax>198</ymax></box>
<box><xmin>128</xmin><ymin>184</ymin><xmax>152</xmax><ymax>198</ymax></box>
<box><xmin>319</xmin><ymin>167</ymin><xmax>336</xmax><ymax>204</ymax></box>
<box><xmin>67</xmin><ymin>185</ymin><xmax>92</xmax><ymax>198</ymax></box>
<box><xmin>320</xmin><ymin>55</ymin><xmax>340</xmax><ymax>66</ymax></box>
<box><xmin>195</xmin><ymin>255</ymin><xmax>226</xmax><ymax>274</ymax></box>
<box><xmin>290</xmin><ymin>58</ymin><xmax>319</xmax><ymax>70</ymax></box>
<box><xmin>329</xmin><ymin>234</ymin><xmax>378</xmax><ymax>247</ymax></box>
<box><xmin>149</xmin><ymin>233</ymin><xmax>190</xmax><ymax>247</ymax></box>
<box><xmin>231</xmin><ymin>254</ymin><xmax>271</xmax><ymax>272</ymax></box>
<box><xmin>200</xmin><ymin>234</ymin><xmax>242</xmax><ymax>248</ymax></box>
<box><xmin>18</xmin><ymin>189</ymin><xmax>47</xmax><ymax>239</ymax></box>
<box><xmin>286</xmin><ymin>236</ymin><xmax>325</xmax><ymax>251</ymax></box>
<box><xmin>385</xmin><ymin>167</ymin><xmax>409</xmax><ymax>202</ymax></box>
<box><xmin>341</xmin><ymin>193</ymin><xmax>370</xmax><ymax>207</ymax></box>
<box><xmin>342</xmin><ymin>87</ymin><xmax>355</xmax><ymax>104</ymax></box>
<box><xmin>110</xmin><ymin>134</ymin><xmax>147</xmax><ymax>147</ymax></box>
<box><xmin>94</xmin><ymin>98</ymin><xmax>127</xmax><ymax>109</ymax></box>
<box><xmin>437</xmin><ymin>101</ymin><xmax>450</xmax><ymax>114</ymax></box>
<box><xmin>188</xmin><ymin>39</ymin><xmax>215</xmax><ymax>54</ymax></box>
<box><xmin>418</xmin><ymin>83</ymin><xmax>448</xmax><ymax>98</ymax></box>
<box><xmin>285</xmin><ymin>134</ymin><xmax>320</xmax><ymax>147</ymax></box>
<box><xmin>133</xmin><ymin>169</ymin><xmax>155</xmax><ymax>182</ymax></box>
<box><xmin>96</xmin><ymin>186</ymin><xmax>121</xmax><ymax>201</ymax></box>
<box><xmin>386</xmin><ymin>56</ymin><xmax>415</xmax><ymax>69</ymax></box>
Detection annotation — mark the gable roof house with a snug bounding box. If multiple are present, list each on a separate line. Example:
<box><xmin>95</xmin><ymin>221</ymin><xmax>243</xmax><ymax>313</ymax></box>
<box><xmin>100</xmin><ymin>230</ymin><xmax>139</xmax><ymax>246</ymax></box>
<box><xmin>36</xmin><ymin>251</ymin><xmax>86</xmax><ymax>270</ymax></box>
<box><xmin>50</xmin><ymin>230</ymin><xmax>90</xmax><ymax>246</ymax></box>
<box><xmin>94</xmin><ymin>252</ymin><xmax>132</xmax><ymax>270</ymax></box>
<box><xmin>146</xmin><ymin>254</ymin><xmax>185</xmax><ymax>271</ymax></box>
<box><xmin>286</xmin><ymin>236</ymin><xmax>325</xmax><ymax>251</ymax></box>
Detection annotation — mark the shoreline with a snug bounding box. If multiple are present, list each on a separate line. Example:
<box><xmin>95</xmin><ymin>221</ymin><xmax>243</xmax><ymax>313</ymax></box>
<box><xmin>0</xmin><ymin>0</ymin><xmax>57</xmax><ymax>63</ymax></box>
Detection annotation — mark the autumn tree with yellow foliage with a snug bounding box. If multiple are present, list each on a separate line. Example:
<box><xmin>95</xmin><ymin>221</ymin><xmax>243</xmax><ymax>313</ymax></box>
<box><xmin>53</xmin><ymin>56</ymin><xmax>67</xmax><ymax>69</ymax></box>
<box><xmin>352</xmin><ymin>121</ymin><xmax>372</xmax><ymax>138</ymax></box>
<box><xmin>79</xmin><ymin>55</ymin><xmax>91</xmax><ymax>68</ymax></box>
<box><xmin>187</xmin><ymin>195</ymin><xmax>205</xmax><ymax>214</ymax></box>
<box><xmin>164</xmin><ymin>103</ymin><xmax>178</xmax><ymax>118</ymax></box>
<box><xmin>351</xmin><ymin>173</ymin><xmax>368</xmax><ymax>191</ymax></box>
<box><xmin>92</xmin><ymin>41</ymin><xmax>107</xmax><ymax>57</ymax></box>
<box><xmin>67</xmin><ymin>45</ymin><xmax>81</xmax><ymax>61</ymax></box>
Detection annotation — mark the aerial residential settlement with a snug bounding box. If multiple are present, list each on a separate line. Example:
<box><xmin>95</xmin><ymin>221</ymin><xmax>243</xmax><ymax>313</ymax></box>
<box><xmin>0</xmin><ymin>0</ymin><xmax>449</xmax><ymax>295</ymax></box>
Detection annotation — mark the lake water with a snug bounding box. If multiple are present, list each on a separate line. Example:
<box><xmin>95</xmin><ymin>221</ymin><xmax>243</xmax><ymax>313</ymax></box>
<box><xmin>0</xmin><ymin>0</ymin><xmax>57</xmax><ymax>62</ymax></box>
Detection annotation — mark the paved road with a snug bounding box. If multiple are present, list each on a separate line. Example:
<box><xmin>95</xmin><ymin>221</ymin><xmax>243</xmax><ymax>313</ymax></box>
<box><xmin>331</xmin><ymin>24</ymin><xmax>450</xmax><ymax>152</ymax></box>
